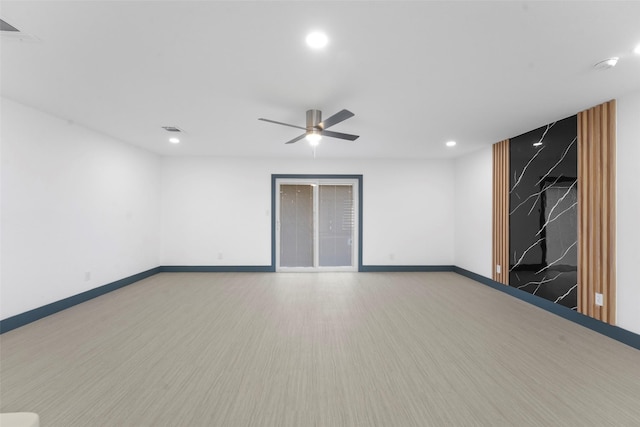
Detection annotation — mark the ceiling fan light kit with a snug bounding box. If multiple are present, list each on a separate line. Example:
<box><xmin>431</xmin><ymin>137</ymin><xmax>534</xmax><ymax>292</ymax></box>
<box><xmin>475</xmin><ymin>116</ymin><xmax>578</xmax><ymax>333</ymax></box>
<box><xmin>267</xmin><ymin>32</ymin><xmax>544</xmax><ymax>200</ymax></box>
<box><xmin>306</xmin><ymin>130</ymin><xmax>322</xmax><ymax>146</ymax></box>
<box><xmin>259</xmin><ymin>109</ymin><xmax>359</xmax><ymax>147</ymax></box>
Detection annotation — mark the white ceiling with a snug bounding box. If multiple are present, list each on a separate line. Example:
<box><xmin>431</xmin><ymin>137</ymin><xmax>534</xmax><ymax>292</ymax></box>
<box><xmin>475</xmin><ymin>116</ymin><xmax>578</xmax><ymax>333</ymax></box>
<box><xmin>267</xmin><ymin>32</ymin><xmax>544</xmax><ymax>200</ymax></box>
<box><xmin>2</xmin><ymin>1</ymin><xmax>639</xmax><ymax>159</ymax></box>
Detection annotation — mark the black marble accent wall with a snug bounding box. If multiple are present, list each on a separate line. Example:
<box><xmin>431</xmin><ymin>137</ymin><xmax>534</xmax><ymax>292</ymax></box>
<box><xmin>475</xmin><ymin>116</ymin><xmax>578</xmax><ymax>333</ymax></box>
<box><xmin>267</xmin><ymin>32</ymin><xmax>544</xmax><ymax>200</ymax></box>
<box><xmin>509</xmin><ymin>115</ymin><xmax>577</xmax><ymax>309</ymax></box>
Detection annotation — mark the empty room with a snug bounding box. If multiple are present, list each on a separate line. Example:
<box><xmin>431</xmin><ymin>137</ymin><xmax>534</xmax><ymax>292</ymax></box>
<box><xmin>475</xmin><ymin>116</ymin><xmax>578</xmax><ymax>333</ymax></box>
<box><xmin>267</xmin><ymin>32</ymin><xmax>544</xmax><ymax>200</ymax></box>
<box><xmin>1</xmin><ymin>1</ymin><xmax>640</xmax><ymax>426</ymax></box>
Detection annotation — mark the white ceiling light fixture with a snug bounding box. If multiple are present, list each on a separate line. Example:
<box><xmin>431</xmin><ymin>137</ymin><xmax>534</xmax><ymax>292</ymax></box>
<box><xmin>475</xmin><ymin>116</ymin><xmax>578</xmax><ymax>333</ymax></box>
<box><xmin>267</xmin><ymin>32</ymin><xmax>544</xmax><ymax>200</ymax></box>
<box><xmin>306</xmin><ymin>131</ymin><xmax>322</xmax><ymax>146</ymax></box>
<box><xmin>169</xmin><ymin>137</ymin><xmax>180</xmax><ymax>144</ymax></box>
<box><xmin>634</xmin><ymin>43</ymin><xmax>640</xmax><ymax>55</ymax></box>
<box><xmin>306</xmin><ymin>31</ymin><xmax>328</xmax><ymax>49</ymax></box>
<box><xmin>446</xmin><ymin>140</ymin><xmax>456</xmax><ymax>147</ymax></box>
<box><xmin>593</xmin><ymin>57</ymin><xmax>618</xmax><ymax>71</ymax></box>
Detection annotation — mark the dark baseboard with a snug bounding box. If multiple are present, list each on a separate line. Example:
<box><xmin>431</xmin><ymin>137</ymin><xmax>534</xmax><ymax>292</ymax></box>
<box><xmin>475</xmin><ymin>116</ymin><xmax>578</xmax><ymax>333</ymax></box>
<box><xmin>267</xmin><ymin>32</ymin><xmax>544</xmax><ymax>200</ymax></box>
<box><xmin>163</xmin><ymin>265</ymin><xmax>454</xmax><ymax>273</ymax></box>
<box><xmin>160</xmin><ymin>265</ymin><xmax>275</xmax><ymax>273</ymax></box>
<box><xmin>360</xmin><ymin>265</ymin><xmax>454</xmax><ymax>272</ymax></box>
<box><xmin>162</xmin><ymin>265</ymin><xmax>453</xmax><ymax>273</ymax></box>
<box><xmin>0</xmin><ymin>267</ymin><xmax>161</xmax><ymax>334</ymax></box>
<box><xmin>453</xmin><ymin>266</ymin><xmax>640</xmax><ymax>351</ymax></box>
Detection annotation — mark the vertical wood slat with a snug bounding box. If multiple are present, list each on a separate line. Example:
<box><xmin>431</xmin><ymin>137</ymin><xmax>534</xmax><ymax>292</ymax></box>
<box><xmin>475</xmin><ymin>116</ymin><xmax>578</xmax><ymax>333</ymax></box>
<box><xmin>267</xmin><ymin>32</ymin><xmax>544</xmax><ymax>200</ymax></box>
<box><xmin>577</xmin><ymin>100</ymin><xmax>616</xmax><ymax>324</ymax></box>
<box><xmin>607</xmin><ymin>101</ymin><xmax>616</xmax><ymax>323</ymax></box>
<box><xmin>492</xmin><ymin>139</ymin><xmax>509</xmax><ymax>285</ymax></box>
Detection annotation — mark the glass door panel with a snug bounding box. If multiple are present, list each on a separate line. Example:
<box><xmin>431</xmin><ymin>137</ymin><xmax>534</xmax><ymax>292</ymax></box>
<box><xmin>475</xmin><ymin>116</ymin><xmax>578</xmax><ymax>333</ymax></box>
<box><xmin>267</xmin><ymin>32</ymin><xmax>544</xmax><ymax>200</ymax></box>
<box><xmin>319</xmin><ymin>185</ymin><xmax>354</xmax><ymax>267</ymax></box>
<box><xmin>279</xmin><ymin>184</ymin><xmax>313</xmax><ymax>267</ymax></box>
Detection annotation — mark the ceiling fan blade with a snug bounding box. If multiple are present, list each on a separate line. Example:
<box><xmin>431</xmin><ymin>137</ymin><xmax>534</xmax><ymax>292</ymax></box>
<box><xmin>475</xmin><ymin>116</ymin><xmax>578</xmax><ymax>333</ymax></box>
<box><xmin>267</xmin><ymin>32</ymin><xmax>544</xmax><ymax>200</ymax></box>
<box><xmin>321</xmin><ymin>130</ymin><xmax>360</xmax><ymax>141</ymax></box>
<box><xmin>318</xmin><ymin>109</ymin><xmax>354</xmax><ymax>130</ymax></box>
<box><xmin>258</xmin><ymin>118</ymin><xmax>306</xmax><ymax>130</ymax></box>
<box><xmin>284</xmin><ymin>133</ymin><xmax>307</xmax><ymax>145</ymax></box>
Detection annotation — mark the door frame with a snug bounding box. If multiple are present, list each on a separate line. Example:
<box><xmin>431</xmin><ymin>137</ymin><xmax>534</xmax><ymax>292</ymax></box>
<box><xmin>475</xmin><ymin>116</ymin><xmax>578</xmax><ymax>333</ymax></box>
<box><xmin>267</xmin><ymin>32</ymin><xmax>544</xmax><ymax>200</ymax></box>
<box><xmin>271</xmin><ymin>174</ymin><xmax>363</xmax><ymax>272</ymax></box>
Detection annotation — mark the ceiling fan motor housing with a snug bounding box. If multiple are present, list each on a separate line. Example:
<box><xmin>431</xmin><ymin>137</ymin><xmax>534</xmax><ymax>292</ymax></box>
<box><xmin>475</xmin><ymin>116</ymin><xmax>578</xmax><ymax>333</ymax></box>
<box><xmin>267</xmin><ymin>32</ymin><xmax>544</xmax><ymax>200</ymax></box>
<box><xmin>306</xmin><ymin>109</ymin><xmax>323</xmax><ymax>131</ymax></box>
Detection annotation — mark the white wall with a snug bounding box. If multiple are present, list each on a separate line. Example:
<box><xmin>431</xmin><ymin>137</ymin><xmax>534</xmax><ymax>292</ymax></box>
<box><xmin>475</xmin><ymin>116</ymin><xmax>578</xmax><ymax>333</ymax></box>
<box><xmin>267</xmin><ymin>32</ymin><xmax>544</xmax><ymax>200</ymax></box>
<box><xmin>160</xmin><ymin>157</ymin><xmax>271</xmax><ymax>266</ymax></box>
<box><xmin>0</xmin><ymin>97</ymin><xmax>161</xmax><ymax>320</ymax></box>
<box><xmin>616</xmin><ymin>89</ymin><xmax>640</xmax><ymax>335</ymax></box>
<box><xmin>453</xmin><ymin>147</ymin><xmax>492</xmax><ymax>277</ymax></box>
<box><xmin>160</xmin><ymin>157</ymin><xmax>455</xmax><ymax>266</ymax></box>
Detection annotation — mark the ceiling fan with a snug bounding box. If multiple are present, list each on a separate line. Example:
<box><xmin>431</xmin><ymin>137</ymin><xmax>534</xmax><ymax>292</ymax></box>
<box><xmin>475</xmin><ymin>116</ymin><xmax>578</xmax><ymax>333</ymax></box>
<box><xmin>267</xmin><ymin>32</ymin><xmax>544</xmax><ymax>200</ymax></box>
<box><xmin>259</xmin><ymin>109</ymin><xmax>359</xmax><ymax>145</ymax></box>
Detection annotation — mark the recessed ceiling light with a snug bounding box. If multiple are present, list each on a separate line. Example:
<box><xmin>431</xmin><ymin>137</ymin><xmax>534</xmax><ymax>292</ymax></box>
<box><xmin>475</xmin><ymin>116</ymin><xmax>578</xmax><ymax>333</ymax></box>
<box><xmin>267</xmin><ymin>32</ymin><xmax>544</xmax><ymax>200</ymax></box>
<box><xmin>169</xmin><ymin>137</ymin><xmax>180</xmax><ymax>144</ymax></box>
<box><xmin>446</xmin><ymin>140</ymin><xmax>456</xmax><ymax>147</ymax></box>
<box><xmin>306</xmin><ymin>31</ymin><xmax>328</xmax><ymax>49</ymax></box>
<box><xmin>593</xmin><ymin>57</ymin><xmax>618</xmax><ymax>70</ymax></box>
<box><xmin>634</xmin><ymin>43</ymin><xmax>640</xmax><ymax>55</ymax></box>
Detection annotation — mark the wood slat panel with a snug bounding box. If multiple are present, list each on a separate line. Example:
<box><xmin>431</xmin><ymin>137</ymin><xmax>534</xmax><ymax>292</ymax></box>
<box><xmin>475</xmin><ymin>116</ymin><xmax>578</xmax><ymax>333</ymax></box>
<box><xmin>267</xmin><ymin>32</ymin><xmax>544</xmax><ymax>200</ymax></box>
<box><xmin>577</xmin><ymin>100</ymin><xmax>616</xmax><ymax>324</ymax></box>
<box><xmin>492</xmin><ymin>139</ymin><xmax>509</xmax><ymax>285</ymax></box>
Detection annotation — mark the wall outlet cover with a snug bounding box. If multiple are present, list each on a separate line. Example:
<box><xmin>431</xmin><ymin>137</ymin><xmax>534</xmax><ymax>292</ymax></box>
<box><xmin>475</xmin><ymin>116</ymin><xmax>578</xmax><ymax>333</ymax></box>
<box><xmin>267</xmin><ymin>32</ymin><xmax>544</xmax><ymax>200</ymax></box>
<box><xmin>595</xmin><ymin>293</ymin><xmax>604</xmax><ymax>306</ymax></box>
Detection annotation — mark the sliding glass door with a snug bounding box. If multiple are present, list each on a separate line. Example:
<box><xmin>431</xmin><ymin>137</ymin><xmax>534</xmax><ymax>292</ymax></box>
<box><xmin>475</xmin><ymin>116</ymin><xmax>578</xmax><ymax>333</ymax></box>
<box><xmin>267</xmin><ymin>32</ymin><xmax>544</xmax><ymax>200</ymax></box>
<box><xmin>279</xmin><ymin>184</ymin><xmax>314</xmax><ymax>267</ymax></box>
<box><xmin>276</xmin><ymin>179</ymin><xmax>358</xmax><ymax>271</ymax></box>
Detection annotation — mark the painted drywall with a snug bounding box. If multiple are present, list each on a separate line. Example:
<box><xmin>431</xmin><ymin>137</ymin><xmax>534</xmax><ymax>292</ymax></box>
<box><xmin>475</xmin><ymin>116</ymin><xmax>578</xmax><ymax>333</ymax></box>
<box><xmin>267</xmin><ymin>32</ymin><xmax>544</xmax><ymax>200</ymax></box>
<box><xmin>453</xmin><ymin>147</ymin><xmax>492</xmax><ymax>277</ymax></box>
<box><xmin>616</xmin><ymin>90</ymin><xmax>640</xmax><ymax>335</ymax></box>
<box><xmin>0</xmin><ymin>97</ymin><xmax>161</xmax><ymax>320</ymax></box>
<box><xmin>160</xmin><ymin>157</ymin><xmax>455</xmax><ymax>266</ymax></box>
<box><xmin>160</xmin><ymin>157</ymin><xmax>271</xmax><ymax>266</ymax></box>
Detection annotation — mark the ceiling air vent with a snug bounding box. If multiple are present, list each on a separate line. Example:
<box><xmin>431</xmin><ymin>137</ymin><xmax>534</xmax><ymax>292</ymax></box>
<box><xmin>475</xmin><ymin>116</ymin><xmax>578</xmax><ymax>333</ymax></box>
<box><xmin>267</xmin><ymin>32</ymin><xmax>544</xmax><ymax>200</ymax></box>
<box><xmin>1</xmin><ymin>19</ymin><xmax>20</xmax><ymax>32</ymax></box>
<box><xmin>162</xmin><ymin>126</ymin><xmax>182</xmax><ymax>132</ymax></box>
<box><xmin>1</xmin><ymin>18</ymin><xmax>39</xmax><ymax>42</ymax></box>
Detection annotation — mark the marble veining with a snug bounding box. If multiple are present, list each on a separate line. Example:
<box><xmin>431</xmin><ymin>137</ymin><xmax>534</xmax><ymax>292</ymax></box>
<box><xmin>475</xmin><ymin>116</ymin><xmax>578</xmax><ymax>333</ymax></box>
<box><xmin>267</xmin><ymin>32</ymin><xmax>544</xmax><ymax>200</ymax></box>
<box><xmin>535</xmin><ymin>137</ymin><xmax>576</xmax><ymax>186</ymax></box>
<box><xmin>509</xmin><ymin>115</ymin><xmax>578</xmax><ymax>309</ymax></box>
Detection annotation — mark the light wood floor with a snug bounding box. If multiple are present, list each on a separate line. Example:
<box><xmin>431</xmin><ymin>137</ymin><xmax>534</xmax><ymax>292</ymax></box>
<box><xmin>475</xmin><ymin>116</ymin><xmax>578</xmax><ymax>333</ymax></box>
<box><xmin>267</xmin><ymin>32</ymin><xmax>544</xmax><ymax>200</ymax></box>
<box><xmin>1</xmin><ymin>272</ymin><xmax>639</xmax><ymax>426</ymax></box>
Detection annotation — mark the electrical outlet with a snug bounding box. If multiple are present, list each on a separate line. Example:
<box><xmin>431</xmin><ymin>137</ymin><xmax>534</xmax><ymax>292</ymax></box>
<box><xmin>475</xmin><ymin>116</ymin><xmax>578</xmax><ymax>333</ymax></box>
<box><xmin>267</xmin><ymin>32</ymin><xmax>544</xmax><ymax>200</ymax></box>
<box><xmin>217</xmin><ymin>252</ymin><xmax>223</xmax><ymax>260</ymax></box>
<box><xmin>84</xmin><ymin>271</ymin><xmax>91</xmax><ymax>282</ymax></box>
<box><xmin>595</xmin><ymin>293</ymin><xmax>604</xmax><ymax>306</ymax></box>
<box><xmin>496</xmin><ymin>265</ymin><xmax>501</xmax><ymax>274</ymax></box>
